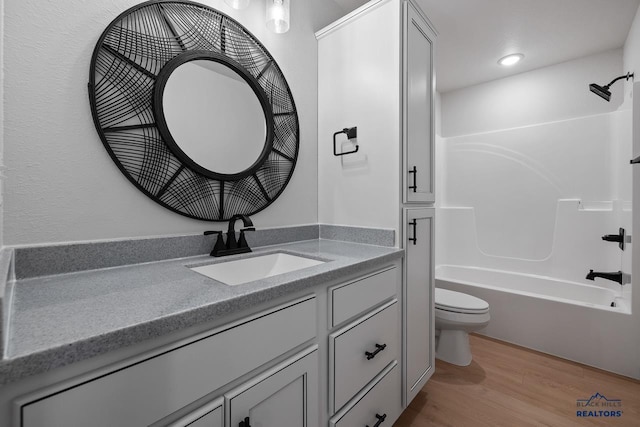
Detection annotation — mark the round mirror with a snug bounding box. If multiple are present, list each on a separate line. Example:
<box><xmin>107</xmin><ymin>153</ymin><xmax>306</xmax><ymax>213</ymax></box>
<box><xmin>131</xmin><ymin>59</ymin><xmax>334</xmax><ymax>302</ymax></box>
<box><xmin>161</xmin><ymin>59</ymin><xmax>268</xmax><ymax>176</ymax></box>
<box><xmin>89</xmin><ymin>1</ymin><xmax>299</xmax><ymax>221</ymax></box>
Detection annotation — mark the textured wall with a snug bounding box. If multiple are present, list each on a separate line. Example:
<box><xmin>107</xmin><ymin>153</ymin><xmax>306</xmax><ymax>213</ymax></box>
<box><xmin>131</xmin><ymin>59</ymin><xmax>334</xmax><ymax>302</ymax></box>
<box><xmin>2</xmin><ymin>0</ymin><xmax>345</xmax><ymax>246</ymax></box>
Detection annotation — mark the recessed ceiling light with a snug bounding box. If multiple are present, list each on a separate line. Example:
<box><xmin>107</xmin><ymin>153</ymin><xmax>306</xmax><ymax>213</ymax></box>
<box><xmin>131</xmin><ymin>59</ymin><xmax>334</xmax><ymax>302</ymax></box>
<box><xmin>498</xmin><ymin>54</ymin><xmax>524</xmax><ymax>67</ymax></box>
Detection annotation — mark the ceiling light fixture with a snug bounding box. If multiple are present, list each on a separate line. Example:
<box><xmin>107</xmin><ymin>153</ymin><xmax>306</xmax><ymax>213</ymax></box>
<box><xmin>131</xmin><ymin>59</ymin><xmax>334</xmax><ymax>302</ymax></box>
<box><xmin>266</xmin><ymin>0</ymin><xmax>290</xmax><ymax>34</ymax></box>
<box><xmin>225</xmin><ymin>0</ymin><xmax>250</xmax><ymax>10</ymax></box>
<box><xmin>498</xmin><ymin>53</ymin><xmax>524</xmax><ymax>67</ymax></box>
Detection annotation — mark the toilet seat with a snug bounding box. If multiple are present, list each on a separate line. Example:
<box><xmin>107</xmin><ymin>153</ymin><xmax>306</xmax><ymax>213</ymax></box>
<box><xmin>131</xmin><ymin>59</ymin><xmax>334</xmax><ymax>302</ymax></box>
<box><xmin>435</xmin><ymin>288</ymin><xmax>489</xmax><ymax>314</ymax></box>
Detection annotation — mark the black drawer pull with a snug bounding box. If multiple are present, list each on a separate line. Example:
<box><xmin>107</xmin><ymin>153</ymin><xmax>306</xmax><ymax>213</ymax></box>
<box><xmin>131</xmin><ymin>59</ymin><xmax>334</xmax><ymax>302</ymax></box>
<box><xmin>408</xmin><ymin>219</ymin><xmax>417</xmax><ymax>245</ymax></box>
<box><xmin>408</xmin><ymin>166</ymin><xmax>417</xmax><ymax>192</ymax></box>
<box><xmin>365</xmin><ymin>343</ymin><xmax>387</xmax><ymax>360</ymax></box>
<box><xmin>239</xmin><ymin>416</ymin><xmax>251</xmax><ymax>427</ymax></box>
<box><xmin>366</xmin><ymin>413</ymin><xmax>387</xmax><ymax>427</ymax></box>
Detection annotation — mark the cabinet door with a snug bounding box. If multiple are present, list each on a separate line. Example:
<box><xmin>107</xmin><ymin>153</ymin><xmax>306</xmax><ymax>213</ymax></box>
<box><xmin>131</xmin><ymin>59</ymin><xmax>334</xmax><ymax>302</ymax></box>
<box><xmin>403</xmin><ymin>207</ymin><xmax>435</xmax><ymax>404</ymax></box>
<box><xmin>167</xmin><ymin>398</ymin><xmax>223</xmax><ymax>427</ymax></box>
<box><xmin>225</xmin><ymin>346</ymin><xmax>319</xmax><ymax>427</ymax></box>
<box><xmin>403</xmin><ymin>1</ymin><xmax>436</xmax><ymax>203</ymax></box>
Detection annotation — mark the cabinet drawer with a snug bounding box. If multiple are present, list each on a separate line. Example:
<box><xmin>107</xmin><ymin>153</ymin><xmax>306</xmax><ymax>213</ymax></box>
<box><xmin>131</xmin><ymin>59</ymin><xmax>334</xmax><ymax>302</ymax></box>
<box><xmin>329</xmin><ymin>266</ymin><xmax>397</xmax><ymax>328</ymax></box>
<box><xmin>330</xmin><ymin>361</ymin><xmax>401</xmax><ymax>427</ymax></box>
<box><xmin>21</xmin><ymin>296</ymin><xmax>316</xmax><ymax>427</ymax></box>
<box><xmin>329</xmin><ymin>299</ymin><xmax>399</xmax><ymax>413</ymax></box>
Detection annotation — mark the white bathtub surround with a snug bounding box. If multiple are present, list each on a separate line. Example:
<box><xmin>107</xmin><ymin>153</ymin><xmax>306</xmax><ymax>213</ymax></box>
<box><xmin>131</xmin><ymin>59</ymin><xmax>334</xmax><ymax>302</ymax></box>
<box><xmin>439</xmin><ymin>111</ymin><xmax>631</xmax><ymax>264</ymax></box>
<box><xmin>437</xmin><ymin>200</ymin><xmax>629</xmax><ymax>294</ymax></box>
<box><xmin>435</xmin><ymin>111</ymin><xmax>636</xmax><ymax>375</ymax></box>
<box><xmin>435</xmin><ymin>42</ymin><xmax>640</xmax><ymax>377</ymax></box>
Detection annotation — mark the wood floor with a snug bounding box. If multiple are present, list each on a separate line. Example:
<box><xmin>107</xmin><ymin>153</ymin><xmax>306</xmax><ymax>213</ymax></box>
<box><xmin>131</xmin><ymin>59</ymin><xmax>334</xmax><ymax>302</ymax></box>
<box><xmin>394</xmin><ymin>334</ymin><xmax>640</xmax><ymax>427</ymax></box>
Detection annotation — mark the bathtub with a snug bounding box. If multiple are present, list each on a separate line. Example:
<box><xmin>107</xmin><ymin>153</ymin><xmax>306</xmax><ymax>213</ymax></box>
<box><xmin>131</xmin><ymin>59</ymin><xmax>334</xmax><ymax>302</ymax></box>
<box><xmin>436</xmin><ymin>265</ymin><xmax>626</xmax><ymax>311</ymax></box>
<box><xmin>435</xmin><ymin>265</ymin><xmax>632</xmax><ymax>374</ymax></box>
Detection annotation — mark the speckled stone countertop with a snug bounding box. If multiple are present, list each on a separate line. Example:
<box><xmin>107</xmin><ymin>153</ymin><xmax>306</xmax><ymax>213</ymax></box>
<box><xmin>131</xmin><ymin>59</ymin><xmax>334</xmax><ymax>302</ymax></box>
<box><xmin>0</xmin><ymin>239</ymin><xmax>402</xmax><ymax>385</ymax></box>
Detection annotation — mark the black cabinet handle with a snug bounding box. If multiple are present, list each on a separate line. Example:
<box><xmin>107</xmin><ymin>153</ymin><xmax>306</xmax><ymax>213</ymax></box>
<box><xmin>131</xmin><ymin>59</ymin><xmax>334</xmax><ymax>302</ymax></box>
<box><xmin>408</xmin><ymin>219</ymin><xmax>417</xmax><ymax>245</ymax></box>
<box><xmin>239</xmin><ymin>416</ymin><xmax>251</xmax><ymax>427</ymax></box>
<box><xmin>408</xmin><ymin>166</ymin><xmax>417</xmax><ymax>192</ymax></box>
<box><xmin>365</xmin><ymin>343</ymin><xmax>387</xmax><ymax>360</ymax></box>
<box><xmin>366</xmin><ymin>413</ymin><xmax>387</xmax><ymax>427</ymax></box>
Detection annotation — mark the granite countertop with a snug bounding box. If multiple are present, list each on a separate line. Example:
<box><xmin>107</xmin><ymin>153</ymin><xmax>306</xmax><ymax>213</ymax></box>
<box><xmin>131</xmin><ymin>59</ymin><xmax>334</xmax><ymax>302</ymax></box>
<box><xmin>0</xmin><ymin>239</ymin><xmax>403</xmax><ymax>385</ymax></box>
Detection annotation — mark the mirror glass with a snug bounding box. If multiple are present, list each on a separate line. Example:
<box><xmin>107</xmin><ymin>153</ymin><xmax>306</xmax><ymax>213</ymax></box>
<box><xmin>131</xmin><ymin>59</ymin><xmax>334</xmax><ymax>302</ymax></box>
<box><xmin>162</xmin><ymin>60</ymin><xmax>267</xmax><ymax>175</ymax></box>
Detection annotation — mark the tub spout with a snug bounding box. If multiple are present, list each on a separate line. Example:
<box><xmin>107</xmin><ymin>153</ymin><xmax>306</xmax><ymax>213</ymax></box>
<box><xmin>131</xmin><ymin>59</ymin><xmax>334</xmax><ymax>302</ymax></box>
<box><xmin>585</xmin><ymin>270</ymin><xmax>630</xmax><ymax>285</ymax></box>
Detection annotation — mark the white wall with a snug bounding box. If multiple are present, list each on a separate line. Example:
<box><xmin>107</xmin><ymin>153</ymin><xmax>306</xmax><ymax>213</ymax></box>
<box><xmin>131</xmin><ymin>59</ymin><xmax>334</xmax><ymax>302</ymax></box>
<box><xmin>623</xmin><ymin>6</ymin><xmax>640</xmax><ymax>107</ymax></box>
<box><xmin>2</xmin><ymin>0</ymin><xmax>346</xmax><ymax>246</ymax></box>
<box><xmin>317</xmin><ymin>1</ymin><xmax>401</xmax><ymax>238</ymax></box>
<box><xmin>441</xmin><ymin>49</ymin><xmax>624</xmax><ymax>137</ymax></box>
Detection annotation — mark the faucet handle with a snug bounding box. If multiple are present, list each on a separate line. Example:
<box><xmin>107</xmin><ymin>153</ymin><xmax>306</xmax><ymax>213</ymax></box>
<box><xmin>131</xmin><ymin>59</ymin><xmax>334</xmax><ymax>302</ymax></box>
<box><xmin>238</xmin><ymin>229</ymin><xmax>253</xmax><ymax>250</ymax></box>
<box><xmin>204</xmin><ymin>231</ymin><xmax>226</xmax><ymax>256</ymax></box>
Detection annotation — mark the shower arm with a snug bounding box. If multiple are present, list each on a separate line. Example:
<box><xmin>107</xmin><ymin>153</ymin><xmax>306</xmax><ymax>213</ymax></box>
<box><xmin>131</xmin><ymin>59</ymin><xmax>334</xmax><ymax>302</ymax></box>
<box><xmin>604</xmin><ymin>72</ymin><xmax>634</xmax><ymax>89</ymax></box>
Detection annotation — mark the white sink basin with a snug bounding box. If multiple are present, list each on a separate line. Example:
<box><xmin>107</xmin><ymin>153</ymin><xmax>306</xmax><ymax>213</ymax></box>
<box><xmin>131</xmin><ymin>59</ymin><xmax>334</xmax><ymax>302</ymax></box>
<box><xmin>190</xmin><ymin>253</ymin><xmax>326</xmax><ymax>286</ymax></box>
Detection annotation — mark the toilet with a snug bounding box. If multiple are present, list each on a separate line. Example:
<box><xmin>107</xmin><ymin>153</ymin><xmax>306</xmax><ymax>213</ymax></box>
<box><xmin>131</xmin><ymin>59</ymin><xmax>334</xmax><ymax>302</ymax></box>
<box><xmin>435</xmin><ymin>288</ymin><xmax>490</xmax><ymax>366</ymax></box>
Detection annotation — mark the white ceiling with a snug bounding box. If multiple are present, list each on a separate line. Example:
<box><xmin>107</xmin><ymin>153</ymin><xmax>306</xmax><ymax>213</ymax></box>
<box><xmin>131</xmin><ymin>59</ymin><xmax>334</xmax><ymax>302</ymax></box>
<box><xmin>333</xmin><ymin>0</ymin><xmax>640</xmax><ymax>93</ymax></box>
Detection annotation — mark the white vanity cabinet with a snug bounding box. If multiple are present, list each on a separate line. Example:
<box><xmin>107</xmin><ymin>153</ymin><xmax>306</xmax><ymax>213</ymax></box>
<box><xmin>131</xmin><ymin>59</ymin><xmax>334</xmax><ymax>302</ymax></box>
<box><xmin>18</xmin><ymin>296</ymin><xmax>317</xmax><ymax>427</ymax></box>
<box><xmin>4</xmin><ymin>260</ymin><xmax>403</xmax><ymax>427</ymax></box>
<box><xmin>404</xmin><ymin>207</ymin><xmax>435</xmax><ymax>402</ymax></box>
<box><xmin>403</xmin><ymin>1</ymin><xmax>436</xmax><ymax>204</ymax></box>
<box><xmin>317</xmin><ymin>0</ymin><xmax>436</xmax><ymax>409</ymax></box>
<box><xmin>327</xmin><ymin>266</ymin><xmax>402</xmax><ymax>424</ymax></box>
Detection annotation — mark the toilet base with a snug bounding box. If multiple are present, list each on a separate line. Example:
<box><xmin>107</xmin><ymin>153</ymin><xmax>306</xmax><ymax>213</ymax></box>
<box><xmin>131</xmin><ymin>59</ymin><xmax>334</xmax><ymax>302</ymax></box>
<box><xmin>435</xmin><ymin>329</ymin><xmax>472</xmax><ymax>366</ymax></box>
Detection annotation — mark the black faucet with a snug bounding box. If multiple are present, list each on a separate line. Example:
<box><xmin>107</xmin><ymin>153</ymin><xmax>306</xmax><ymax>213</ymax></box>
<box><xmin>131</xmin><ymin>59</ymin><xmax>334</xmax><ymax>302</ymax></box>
<box><xmin>226</xmin><ymin>214</ymin><xmax>255</xmax><ymax>250</ymax></box>
<box><xmin>204</xmin><ymin>215</ymin><xmax>255</xmax><ymax>257</ymax></box>
<box><xmin>585</xmin><ymin>270</ymin><xmax>629</xmax><ymax>285</ymax></box>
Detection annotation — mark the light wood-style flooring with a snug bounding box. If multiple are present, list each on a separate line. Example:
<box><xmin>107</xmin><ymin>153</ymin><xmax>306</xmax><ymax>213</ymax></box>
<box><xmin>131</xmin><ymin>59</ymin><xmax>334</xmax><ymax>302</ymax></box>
<box><xmin>394</xmin><ymin>334</ymin><xmax>640</xmax><ymax>427</ymax></box>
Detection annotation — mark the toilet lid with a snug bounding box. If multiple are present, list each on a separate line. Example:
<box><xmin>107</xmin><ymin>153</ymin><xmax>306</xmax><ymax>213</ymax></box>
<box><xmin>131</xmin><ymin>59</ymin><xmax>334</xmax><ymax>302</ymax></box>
<box><xmin>435</xmin><ymin>288</ymin><xmax>489</xmax><ymax>314</ymax></box>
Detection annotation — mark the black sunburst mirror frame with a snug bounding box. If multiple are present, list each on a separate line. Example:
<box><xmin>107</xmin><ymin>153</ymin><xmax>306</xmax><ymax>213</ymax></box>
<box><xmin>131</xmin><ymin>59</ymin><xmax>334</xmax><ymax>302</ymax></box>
<box><xmin>88</xmin><ymin>0</ymin><xmax>300</xmax><ymax>221</ymax></box>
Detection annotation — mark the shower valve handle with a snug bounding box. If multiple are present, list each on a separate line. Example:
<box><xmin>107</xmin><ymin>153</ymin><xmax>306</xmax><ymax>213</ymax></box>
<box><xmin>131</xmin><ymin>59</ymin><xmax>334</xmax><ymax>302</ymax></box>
<box><xmin>601</xmin><ymin>228</ymin><xmax>626</xmax><ymax>251</ymax></box>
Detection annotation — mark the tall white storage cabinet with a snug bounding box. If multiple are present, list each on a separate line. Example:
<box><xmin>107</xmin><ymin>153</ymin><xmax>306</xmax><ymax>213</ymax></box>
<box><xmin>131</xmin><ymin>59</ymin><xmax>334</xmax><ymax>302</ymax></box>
<box><xmin>317</xmin><ymin>0</ymin><xmax>436</xmax><ymax>408</ymax></box>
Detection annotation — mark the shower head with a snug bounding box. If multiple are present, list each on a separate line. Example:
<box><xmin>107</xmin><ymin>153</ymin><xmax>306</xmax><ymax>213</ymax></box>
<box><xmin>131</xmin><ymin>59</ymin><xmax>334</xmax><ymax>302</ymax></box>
<box><xmin>589</xmin><ymin>83</ymin><xmax>611</xmax><ymax>102</ymax></box>
<box><xmin>589</xmin><ymin>72</ymin><xmax>634</xmax><ymax>102</ymax></box>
